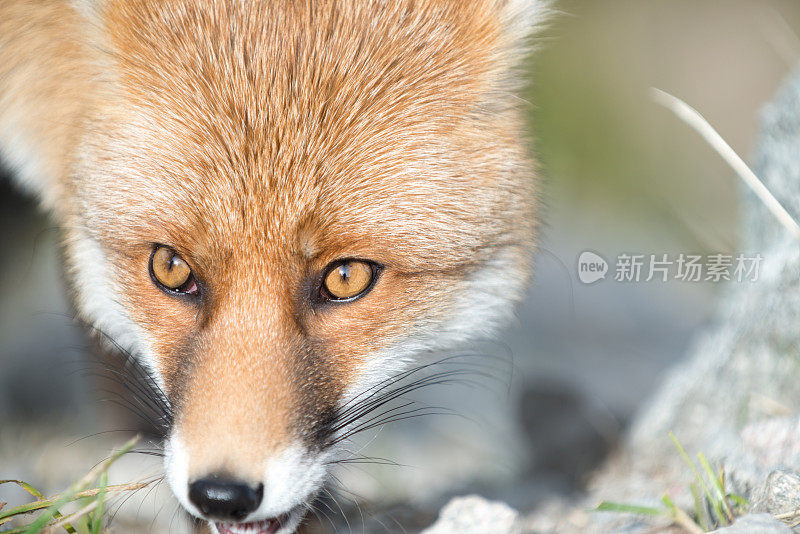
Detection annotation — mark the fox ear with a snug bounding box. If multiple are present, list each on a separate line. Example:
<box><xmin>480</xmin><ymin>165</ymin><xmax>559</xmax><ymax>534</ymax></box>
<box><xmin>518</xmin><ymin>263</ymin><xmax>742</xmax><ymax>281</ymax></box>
<box><xmin>495</xmin><ymin>0</ymin><xmax>553</xmax><ymax>53</ymax></box>
<box><xmin>475</xmin><ymin>0</ymin><xmax>552</xmax><ymax>97</ymax></box>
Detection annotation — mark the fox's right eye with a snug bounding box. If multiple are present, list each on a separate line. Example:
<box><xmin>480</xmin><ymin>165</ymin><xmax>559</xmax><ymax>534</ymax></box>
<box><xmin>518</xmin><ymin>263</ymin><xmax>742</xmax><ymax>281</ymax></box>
<box><xmin>149</xmin><ymin>245</ymin><xmax>199</xmax><ymax>295</ymax></box>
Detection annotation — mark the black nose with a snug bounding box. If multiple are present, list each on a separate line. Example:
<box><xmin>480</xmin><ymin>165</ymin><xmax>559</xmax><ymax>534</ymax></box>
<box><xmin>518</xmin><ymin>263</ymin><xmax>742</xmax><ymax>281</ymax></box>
<box><xmin>188</xmin><ymin>475</ymin><xmax>264</xmax><ymax>521</ymax></box>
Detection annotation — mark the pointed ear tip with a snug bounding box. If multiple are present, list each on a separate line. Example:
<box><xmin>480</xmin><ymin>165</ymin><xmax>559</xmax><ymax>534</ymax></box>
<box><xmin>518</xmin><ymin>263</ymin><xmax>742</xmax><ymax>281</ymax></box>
<box><xmin>499</xmin><ymin>0</ymin><xmax>556</xmax><ymax>35</ymax></box>
<box><xmin>493</xmin><ymin>0</ymin><xmax>555</xmax><ymax>61</ymax></box>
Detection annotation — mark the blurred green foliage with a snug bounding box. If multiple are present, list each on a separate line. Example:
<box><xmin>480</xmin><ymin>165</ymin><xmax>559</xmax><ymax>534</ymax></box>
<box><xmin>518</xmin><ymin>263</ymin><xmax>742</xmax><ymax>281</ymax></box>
<box><xmin>525</xmin><ymin>0</ymin><xmax>800</xmax><ymax>254</ymax></box>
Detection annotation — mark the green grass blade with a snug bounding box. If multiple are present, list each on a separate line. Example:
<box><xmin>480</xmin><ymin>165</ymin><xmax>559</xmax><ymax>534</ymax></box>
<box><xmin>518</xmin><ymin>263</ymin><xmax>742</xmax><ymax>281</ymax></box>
<box><xmin>0</xmin><ymin>500</ymin><xmax>57</xmax><ymax>524</ymax></box>
<box><xmin>727</xmin><ymin>493</ymin><xmax>748</xmax><ymax>510</ymax></box>
<box><xmin>0</xmin><ymin>479</ymin><xmax>72</xmax><ymax>529</ymax></box>
<box><xmin>698</xmin><ymin>452</ymin><xmax>733</xmax><ymax>523</ymax></box>
<box><xmin>0</xmin><ymin>481</ymin><xmax>44</xmax><ymax>500</ymax></box>
<box><xmin>22</xmin><ymin>435</ymin><xmax>138</xmax><ymax>534</ymax></box>
<box><xmin>0</xmin><ymin>499</ymin><xmax>76</xmax><ymax>532</ymax></box>
<box><xmin>669</xmin><ymin>432</ymin><xmax>717</xmax><ymax>520</ymax></box>
<box><xmin>0</xmin><ymin>479</ymin><xmax>152</xmax><ymax>526</ymax></box>
<box><xmin>90</xmin><ymin>472</ymin><xmax>108</xmax><ymax>534</ymax></box>
<box><xmin>594</xmin><ymin>501</ymin><xmax>664</xmax><ymax>516</ymax></box>
<box><xmin>691</xmin><ymin>482</ymin><xmax>711</xmax><ymax>531</ymax></box>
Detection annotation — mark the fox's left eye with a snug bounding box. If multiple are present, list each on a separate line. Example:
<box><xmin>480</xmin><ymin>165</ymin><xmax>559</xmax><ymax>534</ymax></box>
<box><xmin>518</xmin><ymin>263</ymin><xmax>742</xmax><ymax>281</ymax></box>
<box><xmin>150</xmin><ymin>245</ymin><xmax>199</xmax><ymax>296</ymax></box>
<box><xmin>321</xmin><ymin>259</ymin><xmax>379</xmax><ymax>301</ymax></box>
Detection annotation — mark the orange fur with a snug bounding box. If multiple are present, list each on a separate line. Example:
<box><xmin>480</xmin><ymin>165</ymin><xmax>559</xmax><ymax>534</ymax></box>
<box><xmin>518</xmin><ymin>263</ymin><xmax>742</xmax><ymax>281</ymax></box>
<box><xmin>0</xmin><ymin>0</ymin><xmax>546</xmax><ymax>530</ymax></box>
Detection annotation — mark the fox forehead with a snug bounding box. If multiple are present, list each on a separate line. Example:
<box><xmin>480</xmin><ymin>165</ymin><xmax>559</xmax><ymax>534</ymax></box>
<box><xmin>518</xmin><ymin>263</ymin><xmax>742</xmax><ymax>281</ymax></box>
<box><xmin>106</xmin><ymin>0</ymin><xmax>505</xmax><ymax>129</ymax></box>
<box><xmin>80</xmin><ymin>0</ymin><xmax>532</xmax><ymax>271</ymax></box>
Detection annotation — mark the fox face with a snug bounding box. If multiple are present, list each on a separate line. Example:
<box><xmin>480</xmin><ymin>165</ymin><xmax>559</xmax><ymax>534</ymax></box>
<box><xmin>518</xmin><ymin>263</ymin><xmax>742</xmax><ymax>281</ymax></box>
<box><xmin>1</xmin><ymin>0</ymin><xmax>546</xmax><ymax>532</ymax></box>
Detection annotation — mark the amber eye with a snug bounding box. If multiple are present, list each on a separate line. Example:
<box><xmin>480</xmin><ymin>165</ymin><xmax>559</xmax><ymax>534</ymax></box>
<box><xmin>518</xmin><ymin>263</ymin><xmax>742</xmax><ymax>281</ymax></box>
<box><xmin>322</xmin><ymin>260</ymin><xmax>378</xmax><ymax>301</ymax></box>
<box><xmin>149</xmin><ymin>245</ymin><xmax>198</xmax><ymax>295</ymax></box>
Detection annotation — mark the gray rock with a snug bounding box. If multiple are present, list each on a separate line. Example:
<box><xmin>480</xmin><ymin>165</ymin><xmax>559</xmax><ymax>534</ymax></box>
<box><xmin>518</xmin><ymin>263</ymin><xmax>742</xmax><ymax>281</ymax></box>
<box><xmin>711</xmin><ymin>514</ymin><xmax>793</xmax><ymax>534</ymax></box>
<box><xmin>751</xmin><ymin>470</ymin><xmax>800</xmax><ymax>518</ymax></box>
<box><xmin>421</xmin><ymin>495</ymin><xmax>521</xmax><ymax>534</ymax></box>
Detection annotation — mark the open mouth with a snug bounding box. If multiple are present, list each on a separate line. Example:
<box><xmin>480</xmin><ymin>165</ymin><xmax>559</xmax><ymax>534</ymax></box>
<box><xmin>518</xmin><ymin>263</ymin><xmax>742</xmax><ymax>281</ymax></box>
<box><xmin>214</xmin><ymin>515</ymin><xmax>287</xmax><ymax>534</ymax></box>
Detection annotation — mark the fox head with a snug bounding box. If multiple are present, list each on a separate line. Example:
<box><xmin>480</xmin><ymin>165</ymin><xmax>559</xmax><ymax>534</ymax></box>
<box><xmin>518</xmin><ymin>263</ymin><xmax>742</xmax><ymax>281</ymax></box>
<box><xmin>7</xmin><ymin>0</ymin><xmax>546</xmax><ymax>532</ymax></box>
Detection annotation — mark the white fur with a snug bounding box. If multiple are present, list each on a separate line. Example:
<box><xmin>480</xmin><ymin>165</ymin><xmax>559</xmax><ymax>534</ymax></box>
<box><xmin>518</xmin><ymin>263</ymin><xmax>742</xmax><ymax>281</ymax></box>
<box><xmin>164</xmin><ymin>431</ymin><xmax>197</xmax><ymax>516</ymax></box>
<box><xmin>440</xmin><ymin>247</ymin><xmax>529</xmax><ymax>342</ymax></box>
<box><xmin>68</xmin><ymin>229</ymin><xmax>167</xmax><ymax>393</ymax></box>
<box><xmin>165</xmin><ymin>434</ymin><xmax>324</xmax><ymax>533</ymax></box>
<box><xmin>258</xmin><ymin>444</ymin><xmax>328</xmax><ymax>517</ymax></box>
<box><xmin>0</xmin><ymin>114</ymin><xmax>53</xmax><ymax>206</ymax></box>
<box><xmin>502</xmin><ymin>0</ymin><xmax>553</xmax><ymax>44</ymax></box>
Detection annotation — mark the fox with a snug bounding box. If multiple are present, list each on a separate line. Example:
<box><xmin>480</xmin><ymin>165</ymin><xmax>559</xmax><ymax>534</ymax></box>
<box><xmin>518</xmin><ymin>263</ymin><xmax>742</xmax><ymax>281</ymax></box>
<box><xmin>0</xmin><ymin>0</ymin><xmax>547</xmax><ymax>532</ymax></box>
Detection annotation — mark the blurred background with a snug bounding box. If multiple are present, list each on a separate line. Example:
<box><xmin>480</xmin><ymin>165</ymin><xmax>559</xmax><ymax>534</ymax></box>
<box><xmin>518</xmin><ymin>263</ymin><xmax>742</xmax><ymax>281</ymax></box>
<box><xmin>2</xmin><ymin>0</ymin><xmax>800</xmax><ymax>532</ymax></box>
